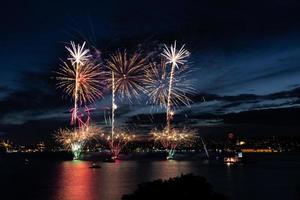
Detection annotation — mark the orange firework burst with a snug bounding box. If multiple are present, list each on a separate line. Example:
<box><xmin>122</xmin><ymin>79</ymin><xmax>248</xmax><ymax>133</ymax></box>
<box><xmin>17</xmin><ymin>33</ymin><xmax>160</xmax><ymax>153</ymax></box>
<box><xmin>144</xmin><ymin>61</ymin><xmax>194</xmax><ymax>108</ymax></box>
<box><xmin>56</xmin><ymin>59</ymin><xmax>105</xmax><ymax>105</ymax></box>
<box><xmin>106</xmin><ymin>50</ymin><xmax>148</xmax><ymax>99</ymax></box>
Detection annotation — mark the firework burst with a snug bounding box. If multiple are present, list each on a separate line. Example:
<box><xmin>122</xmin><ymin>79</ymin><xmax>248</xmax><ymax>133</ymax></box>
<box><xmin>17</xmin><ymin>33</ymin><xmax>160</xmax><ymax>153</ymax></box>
<box><xmin>56</xmin><ymin>59</ymin><xmax>105</xmax><ymax>105</ymax></box>
<box><xmin>105</xmin><ymin>50</ymin><xmax>147</xmax><ymax>159</ymax></box>
<box><xmin>162</xmin><ymin>41</ymin><xmax>190</xmax><ymax>134</ymax></box>
<box><xmin>65</xmin><ymin>41</ymin><xmax>91</xmax><ymax>66</ymax></box>
<box><xmin>144</xmin><ymin>61</ymin><xmax>194</xmax><ymax>108</ymax></box>
<box><xmin>55</xmin><ymin>125</ymin><xmax>101</xmax><ymax>159</ymax></box>
<box><xmin>106</xmin><ymin>50</ymin><xmax>148</xmax><ymax>99</ymax></box>
<box><xmin>151</xmin><ymin>127</ymin><xmax>195</xmax><ymax>159</ymax></box>
<box><xmin>56</xmin><ymin>41</ymin><xmax>105</xmax><ymax>127</ymax></box>
<box><xmin>55</xmin><ymin>41</ymin><xmax>104</xmax><ymax>160</ymax></box>
<box><xmin>161</xmin><ymin>41</ymin><xmax>190</xmax><ymax>68</ymax></box>
<box><xmin>100</xmin><ymin>129</ymin><xmax>136</xmax><ymax>159</ymax></box>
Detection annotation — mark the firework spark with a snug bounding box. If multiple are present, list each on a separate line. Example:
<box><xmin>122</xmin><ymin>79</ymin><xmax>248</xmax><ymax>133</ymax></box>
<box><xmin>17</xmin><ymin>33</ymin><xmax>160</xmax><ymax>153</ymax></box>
<box><xmin>70</xmin><ymin>106</ymin><xmax>95</xmax><ymax>128</ymax></box>
<box><xmin>65</xmin><ymin>41</ymin><xmax>91</xmax><ymax>66</ymax></box>
<box><xmin>110</xmin><ymin>70</ymin><xmax>116</xmax><ymax>154</ymax></box>
<box><xmin>56</xmin><ymin>41</ymin><xmax>105</xmax><ymax>127</ymax></box>
<box><xmin>151</xmin><ymin>127</ymin><xmax>195</xmax><ymax>159</ymax></box>
<box><xmin>56</xmin><ymin>60</ymin><xmax>105</xmax><ymax>105</ymax></box>
<box><xmin>162</xmin><ymin>41</ymin><xmax>190</xmax><ymax>134</ymax></box>
<box><xmin>55</xmin><ymin>41</ymin><xmax>104</xmax><ymax>160</ymax></box>
<box><xmin>106</xmin><ymin>50</ymin><xmax>148</xmax><ymax>99</ymax></box>
<box><xmin>55</xmin><ymin>125</ymin><xmax>101</xmax><ymax>159</ymax></box>
<box><xmin>161</xmin><ymin>41</ymin><xmax>190</xmax><ymax>68</ymax></box>
<box><xmin>144</xmin><ymin>61</ymin><xmax>194</xmax><ymax>108</ymax></box>
<box><xmin>106</xmin><ymin>50</ymin><xmax>147</xmax><ymax>159</ymax></box>
<box><xmin>100</xmin><ymin>130</ymin><xmax>136</xmax><ymax>159</ymax></box>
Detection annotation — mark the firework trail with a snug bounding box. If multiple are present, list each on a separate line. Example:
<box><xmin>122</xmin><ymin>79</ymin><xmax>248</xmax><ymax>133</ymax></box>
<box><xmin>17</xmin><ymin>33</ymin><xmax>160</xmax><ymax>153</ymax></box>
<box><xmin>55</xmin><ymin>41</ymin><xmax>104</xmax><ymax>159</ymax></box>
<box><xmin>162</xmin><ymin>41</ymin><xmax>190</xmax><ymax>133</ymax></box>
<box><xmin>84</xmin><ymin>106</ymin><xmax>96</xmax><ymax>126</ymax></box>
<box><xmin>65</xmin><ymin>41</ymin><xmax>90</xmax><ymax>124</ymax></box>
<box><xmin>147</xmin><ymin>41</ymin><xmax>193</xmax><ymax>159</ymax></box>
<box><xmin>105</xmin><ymin>50</ymin><xmax>147</xmax><ymax>159</ymax></box>
<box><xmin>73</xmin><ymin>106</ymin><xmax>95</xmax><ymax>129</ymax></box>
<box><xmin>56</xmin><ymin>42</ymin><xmax>105</xmax><ymax>125</ymax></box>
<box><xmin>144</xmin><ymin>60</ymin><xmax>194</xmax><ymax>109</ymax></box>
<box><xmin>111</xmin><ymin>71</ymin><xmax>116</xmax><ymax>152</ymax></box>
<box><xmin>56</xmin><ymin>60</ymin><xmax>105</xmax><ymax>105</ymax></box>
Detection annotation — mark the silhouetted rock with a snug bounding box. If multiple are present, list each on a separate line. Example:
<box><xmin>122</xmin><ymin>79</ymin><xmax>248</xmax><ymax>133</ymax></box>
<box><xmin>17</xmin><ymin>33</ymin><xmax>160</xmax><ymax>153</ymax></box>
<box><xmin>122</xmin><ymin>174</ymin><xmax>227</xmax><ymax>200</ymax></box>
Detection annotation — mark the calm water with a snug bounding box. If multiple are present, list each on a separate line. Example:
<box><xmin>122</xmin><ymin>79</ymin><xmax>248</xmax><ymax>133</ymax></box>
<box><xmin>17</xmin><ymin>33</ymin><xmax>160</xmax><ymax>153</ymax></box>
<box><xmin>0</xmin><ymin>153</ymin><xmax>300</xmax><ymax>200</ymax></box>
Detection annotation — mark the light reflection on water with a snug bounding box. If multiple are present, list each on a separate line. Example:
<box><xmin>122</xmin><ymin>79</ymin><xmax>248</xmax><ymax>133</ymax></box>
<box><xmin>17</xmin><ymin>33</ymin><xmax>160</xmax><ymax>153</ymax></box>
<box><xmin>53</xmin><ymin>160</ymin><xmax>197</xmax><ymax>200</ymax></box>
<box><xmin>56</xmin><ymin>161</ymin><xmax>95</xmax><ymax>200</ymax></box>
<box><xmin>1</xmin><ymin>154</ymin><xmax>300</xmax><ymax>200</ymax></box>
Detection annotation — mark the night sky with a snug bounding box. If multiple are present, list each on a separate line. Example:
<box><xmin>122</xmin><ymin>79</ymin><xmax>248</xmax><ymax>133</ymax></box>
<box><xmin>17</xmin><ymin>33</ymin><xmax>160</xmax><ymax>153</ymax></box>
<box><xmin>1</xmin><ymin>0</ymin><xmax>300</xmax><ymax>143</ymax></box>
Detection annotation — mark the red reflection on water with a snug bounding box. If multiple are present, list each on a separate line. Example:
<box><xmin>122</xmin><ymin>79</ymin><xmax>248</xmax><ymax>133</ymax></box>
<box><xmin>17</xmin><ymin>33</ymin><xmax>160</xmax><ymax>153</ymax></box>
<box><xmin>115</xmin><ymin>159</ymin><xmax>122</xmax><ymax>164</ymax></box>
<box><xmin>55</xmin><ymin>161</ymin><xmax>100</xmax><ymax>200</ymax></box>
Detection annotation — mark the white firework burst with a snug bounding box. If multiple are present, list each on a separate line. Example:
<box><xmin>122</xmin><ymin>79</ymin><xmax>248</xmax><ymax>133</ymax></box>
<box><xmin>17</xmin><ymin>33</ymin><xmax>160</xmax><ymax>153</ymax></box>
<box><xmin>161</xmin><ymin>41</ymin><xmax>190</xmax><ymax>68</ymax></box>
<box><xmin>65</xmin><ymin>41</ymin><xmax>91</xmax><ymax>65</ymax></box>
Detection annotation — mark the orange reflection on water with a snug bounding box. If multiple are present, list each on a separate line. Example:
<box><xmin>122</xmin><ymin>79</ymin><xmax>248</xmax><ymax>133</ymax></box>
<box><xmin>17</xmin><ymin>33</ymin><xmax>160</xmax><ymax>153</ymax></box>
<box><xmin>55</xmin><ymin>161</ymin><xmax>100</xmax><ymax>200</ymax></box>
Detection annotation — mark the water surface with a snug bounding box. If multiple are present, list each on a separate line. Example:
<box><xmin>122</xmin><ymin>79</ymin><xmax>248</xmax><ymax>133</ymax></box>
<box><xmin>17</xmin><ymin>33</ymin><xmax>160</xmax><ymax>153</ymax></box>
<box><xmin>0</xmin><ymin>153</ymin><xmax>299</xmax><ymax>200</ymax></box>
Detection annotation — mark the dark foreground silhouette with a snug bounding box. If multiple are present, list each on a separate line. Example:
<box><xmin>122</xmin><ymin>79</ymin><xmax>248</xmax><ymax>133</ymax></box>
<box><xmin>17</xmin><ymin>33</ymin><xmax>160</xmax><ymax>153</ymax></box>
<box><xmin>122</xmin><ymin>174</ymin><xmax>228</xmax><ymax>200</ymax></box>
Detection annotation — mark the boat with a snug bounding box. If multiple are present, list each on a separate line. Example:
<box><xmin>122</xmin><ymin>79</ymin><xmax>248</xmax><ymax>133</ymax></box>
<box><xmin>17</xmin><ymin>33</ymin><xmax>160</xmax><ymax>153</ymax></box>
<box><xmin>103</xmin><ymin>157</ymin><xmax>116</xmax><ymax>163</ymax></box>
<box><xmin>89</xmin><ymin>163</ymin><xmax>101</xmax><ymax>169</ymax></box>
<box><xmin>223</xmin><ymin>151</ymin><xmax>243</xmax><ymax>165</ymax></box>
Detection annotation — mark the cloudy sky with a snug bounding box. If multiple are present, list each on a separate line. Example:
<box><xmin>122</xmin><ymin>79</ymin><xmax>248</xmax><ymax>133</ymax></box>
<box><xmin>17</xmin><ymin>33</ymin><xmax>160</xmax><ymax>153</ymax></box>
<box><xmin>1</xmin><ymin>0</ymin><xmax>300</xmax><ymax>143</ymax></box>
